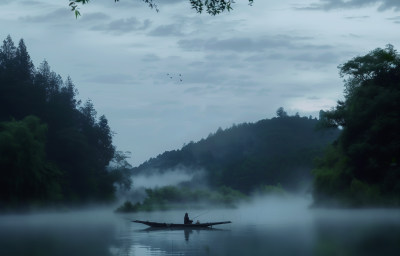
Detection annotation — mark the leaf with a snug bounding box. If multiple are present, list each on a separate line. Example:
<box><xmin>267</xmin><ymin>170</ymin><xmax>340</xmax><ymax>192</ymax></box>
<box><xmin>75</xmin><ymin>10</ymin><xmax>81</xmax><ymax>19</ymax></box>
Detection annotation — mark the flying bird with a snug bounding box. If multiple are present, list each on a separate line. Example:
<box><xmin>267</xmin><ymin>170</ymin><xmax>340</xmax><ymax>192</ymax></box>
<box><xmin>165</xmin><ymin>73</ymin><xmax>183</xmax><ymax>83</ymax></box>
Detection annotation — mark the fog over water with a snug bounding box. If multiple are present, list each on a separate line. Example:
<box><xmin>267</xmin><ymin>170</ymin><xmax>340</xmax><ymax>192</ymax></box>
<box><xmin>1</xmin><ymin>196</ymin><xmax>399</xmax><ymax>256</ymax></box>
<box><xmin>131</xmin><ymin>169</ymin><xmax>204</xmax><ymax>189</ymax></box>
<box><xmin>120</xmin><ymin>168</ymin><xmax>207</xmax><ymax>204</ymax></box>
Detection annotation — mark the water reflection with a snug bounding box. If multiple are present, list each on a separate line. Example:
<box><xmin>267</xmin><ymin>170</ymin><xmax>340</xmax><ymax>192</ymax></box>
<box><xmin>184</xmin><ymin>229</ymin><xmax>191</xmax><ymax>241</ymax></box>
<box><xmin>137</xmin><ymin>227</ymin><xmax>228</xmax><ymax>242</ymax></box>
<box><xmin>313</xmin><ymin>210</ymin><xmax>400</xmax><ymax>256</ymax></box>
<box><xmin>124</xmin><ymin>207</ymin><xmax>400</xmax><ymax>256</ymax></box>
<box><xmin>128</xmin><ymin>227</ymin><xmax>231</xmax><ymax>256</ymax></box>
<box><xmin>0</xmin><ymin>206</ymin><xmax>399</xmax><ymax>256</ymax></box>
<box><xmin>0</xmin><ymin>210</ymin><xmax>117</xmax><ymax>256</ymax></box>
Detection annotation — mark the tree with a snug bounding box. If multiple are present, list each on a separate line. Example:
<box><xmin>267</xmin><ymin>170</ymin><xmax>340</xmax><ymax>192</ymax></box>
<box><xmin>15</xmin><ymin>39</ymin><xmax>34</xmax><ymax>82</ymax></box>
<box><xmin>69</xmin><ymin>0</ymin><xmax>254</xmax><ymax>17</ymax></box>
<box><xmin>96</xmin><ymin>115</ymin><xmax>115</xmax><ymax>167</ymax></box>
<box><xmin>35</xmin><ymin>60</ymin><xmax>63</xmax><ymax>100</ymax></box>
<box><xmin>313</xmin><ymin>45</ymin><xmax>400</xmax><ymax>207</ymax></box>
<box><xmin>0</xmin><ymin>35</ymin><xmax>16</xmax><ymax>67</ymax></box>
<box><xmin>0</xmin><ymin>116</ymin><xmax>62</xmax><ymax>208</ymax></box>
<box><xmin>80</xmin><ymin>99</ymin><xmax>97</xmax><ymax>127</ymax></box>
<box><xmin>60</xmin><ymin>76</ymin><xmax>79</xmax><ymax>110</ymax></box>
<box><xmin>0</xmin><ymin>36</ymin><xmax>37</xmax><ymax>121</ymax></box>
<box><xmin>0</xmin><ymin>35</ymin><xmax>17</xmax><ymax>81</ymax></box>
<box><xmin>339</xmin><ymin>44</ymin><xmax>400</xmax><ymax>98</ymax></box>
<box><xmin>276</xmin><ymin>107</ymin><xmax>288</xmax><ymax>118</ymax></box>
<box><xmin>109</xmin><ymin>151</ymin><xmax>132</xmax><ymax>192</ymax></box>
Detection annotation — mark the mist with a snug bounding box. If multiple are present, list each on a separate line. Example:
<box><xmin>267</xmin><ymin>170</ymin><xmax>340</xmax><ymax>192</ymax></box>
<box><xmin>1</xmin><ymin>194</ymin><xmax>400</xmax><ymax>256</ymax></box>
<box><xmin>126</xmin><ymin>196</ymin><xmax>400</xmax><ymax>256</ymax></box>
<box><xmin>115</xmin><ymin>167</ymin><xmax>208</xmax><ymax>206</ymax></box>
<box><xmin>0</xmin><ymin>210</ymin><xmax>117</xmax><ymax>256</ymax></box>
<box><xmin>131</xmin><ymin>168</ymin><xmax>205</xmax><ymax>189</ymax></box>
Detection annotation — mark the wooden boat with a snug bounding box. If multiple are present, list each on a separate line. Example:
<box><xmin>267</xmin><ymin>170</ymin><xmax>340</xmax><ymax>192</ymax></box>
<box><xmin>133</xmin><ymin>220</ymin><xmax>231</xmax><ymax>228</ymax></box>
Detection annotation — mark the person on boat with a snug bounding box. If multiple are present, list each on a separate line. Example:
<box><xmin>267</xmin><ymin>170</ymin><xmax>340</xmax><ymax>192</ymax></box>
<box><xmin>184</xmin><ymin>213</ymin><xmax>193</xmax><ymax>224</ymax></box>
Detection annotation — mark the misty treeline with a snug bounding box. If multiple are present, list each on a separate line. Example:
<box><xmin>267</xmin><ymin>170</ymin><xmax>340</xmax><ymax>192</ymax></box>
<box><xmin>313</xmin><ymin>45</ymin><xmax>400</xmax><ymax>207</ymax></box>
<box><xmin>116</xmin><ymin>182</ymin><xmax>289</xmax><ymax>212</ymax></box>
<box><xmin>116</xmin><ymin>185</ymin><xmax>248</xmax><ymax>212</ymax></box>
<box><xmin>133</xmin><ymin>113</ymin><xmax>339</xmax><ymax>193</ymax></box>
<box><xmin>0</xmin><ymin>35</ymin><xmax>131</xmax><ymax>211</ymax></box>
<box><xmin>117</xmin><ymin>113</ymin><xmax>338</xmax><ymax>212</ymax></box>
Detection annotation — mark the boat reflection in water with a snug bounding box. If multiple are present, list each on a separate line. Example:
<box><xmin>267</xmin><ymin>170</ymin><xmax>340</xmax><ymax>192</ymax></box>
<box><xmin>137</xmin><ymin>226</ymin><xmax>230</xmax><ymax>242</ymax></box>
<box><xmin>133</xmin><ymin>219</ymin><xmax>232</xmax><ymax>243</ymax></box>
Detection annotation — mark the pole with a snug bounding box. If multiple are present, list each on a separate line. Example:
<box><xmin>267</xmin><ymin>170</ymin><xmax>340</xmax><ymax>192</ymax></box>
<box><xmin>192</xmin><ymin>210</ymin><xmax>210</xmax><ymax>220</ymax></box>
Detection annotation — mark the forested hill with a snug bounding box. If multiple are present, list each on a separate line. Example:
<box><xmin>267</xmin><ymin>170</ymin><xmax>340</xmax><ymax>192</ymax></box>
<box><xmin>0</xmin><ymin>35</ymin><xmax>130</xmax><ymax>211</ymax></box>
<box><xmin>133</xmin><ymin>112</ymin><xmax>340</xmax><ymax>193</ymax></box>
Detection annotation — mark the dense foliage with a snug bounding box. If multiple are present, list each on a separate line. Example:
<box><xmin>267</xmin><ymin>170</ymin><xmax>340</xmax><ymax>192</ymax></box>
<box><xmin>0</xmin><ymin>116</ymin><xmax>62</xmax><ymax>206</ymax></box>
<box><xmin>133</xmin><ymin>113</ymin><xmax>339</xmax><ymax>193</ymax></box>
<box><xmin>0</xmin><ymin>35</ymin><xmax>129</xmax><ymax>210</ymax></box>
<box><xmin>313</xmin><ymin>45</ymin><xmax>400</xmax><ymax>207</ymax></box>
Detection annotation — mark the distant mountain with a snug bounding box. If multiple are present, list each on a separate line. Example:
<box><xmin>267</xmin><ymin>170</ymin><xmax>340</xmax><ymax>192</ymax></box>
<box><xmin>133</xmin><ymin>114</ymin><xmax>340</xmax><ymax>193</ymax></box>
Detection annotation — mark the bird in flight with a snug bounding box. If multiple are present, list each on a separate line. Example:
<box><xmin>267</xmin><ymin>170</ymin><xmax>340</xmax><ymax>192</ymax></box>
<box><xmin>166</xmin><ymin>73</ymin><xmax>183</xmax><ymax>83</ymax></box>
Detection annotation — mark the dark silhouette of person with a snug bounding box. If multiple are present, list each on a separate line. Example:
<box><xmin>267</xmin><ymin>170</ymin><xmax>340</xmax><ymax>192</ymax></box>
<box><xmin>184</xmin><ymin>213</ymin><xmax>193</xmax><ymax>224</ymax></box>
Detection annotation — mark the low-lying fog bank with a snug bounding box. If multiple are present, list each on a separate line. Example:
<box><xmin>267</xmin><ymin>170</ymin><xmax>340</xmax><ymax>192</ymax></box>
<box><xmin>128</xmin><ymin>197</ymin><xmax>400</xmax><ymax>256</ymax></box>
<box><xmin>1</xmin><ymin>196</ymin><xmax>399</xmax><ymax>256</ymax></box>
<box><xmin>115</xmin><ymin>167</ymin><xmax>310</xmax><ymax>213</ymax></box>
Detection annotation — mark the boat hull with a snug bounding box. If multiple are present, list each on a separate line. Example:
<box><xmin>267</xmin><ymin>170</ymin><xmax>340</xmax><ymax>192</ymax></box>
<box><xmin>133</xmin><ymin>220</ymin><xmax>231</xmax><ymax>228</ymax></box>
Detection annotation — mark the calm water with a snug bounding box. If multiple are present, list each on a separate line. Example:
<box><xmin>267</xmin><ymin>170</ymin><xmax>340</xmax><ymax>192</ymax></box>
<box><xmin>1</xmin><ymin>197</ymin><xmax>399</xmax><ymax>256</ymax></box>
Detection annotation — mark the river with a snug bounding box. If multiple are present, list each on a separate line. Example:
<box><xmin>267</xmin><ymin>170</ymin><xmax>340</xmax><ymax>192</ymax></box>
<box><xmin>0</xmin><ymin>197</ymin><xmax>399</xmax><ymax>256</ymax></box>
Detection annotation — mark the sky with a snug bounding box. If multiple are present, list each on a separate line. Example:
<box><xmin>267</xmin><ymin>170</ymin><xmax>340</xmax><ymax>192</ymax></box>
<box><xmin>0</xmin><ymin>0</ymin><xmax>399</xmax><ymax>166</ymax></box>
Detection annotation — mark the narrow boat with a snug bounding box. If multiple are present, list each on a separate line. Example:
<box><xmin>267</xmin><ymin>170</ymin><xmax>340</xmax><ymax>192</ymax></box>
<box><xmin>133</xmin><ymin>220</ymin><xmax>231</xmax><ymax>228</ymax></box>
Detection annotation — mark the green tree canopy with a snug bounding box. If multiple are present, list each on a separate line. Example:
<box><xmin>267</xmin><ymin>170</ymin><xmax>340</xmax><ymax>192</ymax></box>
<box><xmin>314</xmin><ymin>45</ymin><xmax>400</xmax><ymax>207</ymax></box>
<box><xmin>339</xmin><ymin>45</ymin><xmax>400</xmax><ymax>98</ymax></box>
<box><xmin>0</xmin><ymin>116</ymin><xmax>62</xmax><ymax>208</ymax></box>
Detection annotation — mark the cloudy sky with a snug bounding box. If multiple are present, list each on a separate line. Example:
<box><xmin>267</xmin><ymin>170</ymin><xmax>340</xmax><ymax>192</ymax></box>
<box><xmin>0</xmin><ymin>0</ymin><xmax>399</xmax><ymax>166</ymax></box>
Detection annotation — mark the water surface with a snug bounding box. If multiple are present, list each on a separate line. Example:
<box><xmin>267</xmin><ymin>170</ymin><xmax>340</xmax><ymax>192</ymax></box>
<box><xmin>1</xmin><ymin>198</ymin><xmax>399</xmax><ymax>256</ymax></box>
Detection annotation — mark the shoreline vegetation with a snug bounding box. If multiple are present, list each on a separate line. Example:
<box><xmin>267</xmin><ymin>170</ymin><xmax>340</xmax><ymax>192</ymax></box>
<box><xmin>115</xmin><ymin>185</ymin><xmax>287</xmax><ymax>213</ymax></box>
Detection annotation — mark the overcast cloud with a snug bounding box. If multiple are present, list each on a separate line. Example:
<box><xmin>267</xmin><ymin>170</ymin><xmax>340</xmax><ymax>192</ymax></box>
<box><xmin>0</xmin><ymin>0</ymin><xmax>399</xmax><ymax>165</ymax></box>
<box><xmin>19</xmin><ymin>8</ymin><xmax>70</xmax><ymax>23</ymax></box>
<box><xmin>148</xmin><ymin>24</ymin><xmax>184</xmax><ymax>36</ymax></box>
<box><xmin>91</xmin><ymin>17</ymin><xmax>152</xmax><ymax>34</ymax></box>
<box><xmin>307</xmin><ymin>0</ymin><xmax>400</xmax><ymax>11</ymax></box>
